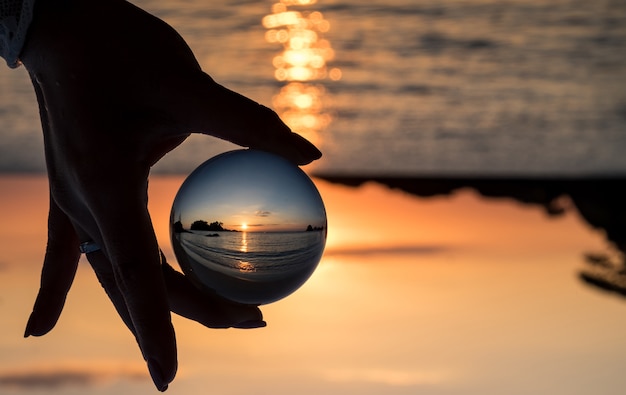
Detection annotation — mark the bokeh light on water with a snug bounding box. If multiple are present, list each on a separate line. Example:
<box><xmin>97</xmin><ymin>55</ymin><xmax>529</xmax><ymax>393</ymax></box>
<box><xmin>263</xmin><ymin>0</ymin><xmax>341</xmax><ymax>147</ymax></box>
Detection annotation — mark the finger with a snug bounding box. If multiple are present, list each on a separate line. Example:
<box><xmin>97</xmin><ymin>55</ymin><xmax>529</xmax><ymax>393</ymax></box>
<box><xmin>161</xmin><ymin>253</ymin><xmax>266</xmax><ymax>329</ymax></box>
<box><xmin>25</xmin><ymin>194</ymin><xmax>81</xmax><ymax>337</ymax></box>
<box><xmin>88</xmin><ymin>178</ymin><xmax>176</xmax><ymax>391</ymax></box>
<box><xmin>85</xmin><ymin>249</ymin><xmax>136</xmax><ymax>335</ymax></box>
<box><xmin>160</xmin><ymin>71</ymin><xmax>322</xmax><ymax>165</ymax></box>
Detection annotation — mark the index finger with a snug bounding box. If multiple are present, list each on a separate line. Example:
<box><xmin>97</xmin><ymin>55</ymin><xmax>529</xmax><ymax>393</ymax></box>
<box><xmin>154</xmin><ymin>71</ymin><xmax>322</xmax><ymax>165</ymax></box>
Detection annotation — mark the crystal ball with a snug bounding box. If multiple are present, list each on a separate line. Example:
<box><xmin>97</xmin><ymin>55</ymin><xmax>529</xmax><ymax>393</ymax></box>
<box><xmin>170</xmin><ymin>149</ymin><xmax>327</xmax><ymax>305</ymax></box>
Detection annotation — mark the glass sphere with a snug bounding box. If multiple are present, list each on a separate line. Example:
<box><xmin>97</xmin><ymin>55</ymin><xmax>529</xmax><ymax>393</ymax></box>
<box><xmin>170</xmin><ymin>149</ymin><xmax>327</xmax><ymax>305</ymax></box>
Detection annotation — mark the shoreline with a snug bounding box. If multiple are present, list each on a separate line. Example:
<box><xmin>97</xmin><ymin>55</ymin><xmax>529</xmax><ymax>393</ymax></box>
<box><xmin>313</xmin><ymin>174</ymin><xmax>626</xmax><ymax>223</ymax></box>
<box><xmin>315</xmin><ymin>173</ymin><xmax>626</xmax><ymax>298</ymax></box>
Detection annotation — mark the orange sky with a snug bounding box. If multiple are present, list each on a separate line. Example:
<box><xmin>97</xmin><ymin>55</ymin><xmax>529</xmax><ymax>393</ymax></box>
<box><xmin>1</xmin><ymin>175</ymin><xmax>625</xmax><ymax>395</ymax></box>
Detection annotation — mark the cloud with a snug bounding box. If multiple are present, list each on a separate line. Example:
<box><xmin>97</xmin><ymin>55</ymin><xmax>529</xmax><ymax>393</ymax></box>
<box><xmin>0</xmin><ymin>362</ymin><xmax>148</xmax><ymax>390</ymax></box>
<box><xmin>324</xmin><ymin>244</ymin><xmax>449</xmax><ymax>257</ymax></box>
<box><xmin>323</xmin><ymin>368</ymin><xmax>449</xmax><ymax>387</ymax></box>
<box><xmin>255</xmin><ymin>210</ymin><xmax>272</xmax><ymax>217</ymax></box>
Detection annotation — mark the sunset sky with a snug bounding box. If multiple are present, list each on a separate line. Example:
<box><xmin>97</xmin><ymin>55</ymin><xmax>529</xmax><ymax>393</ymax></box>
<box><xmin>2</xmin><ymin>175</ymin><xmax>626</xmax><ymax>395</ymax></box>
<box><xmin>172</xmin><ymin>151</ymin><xmax>326</xmax><ymax>233</ymax></box>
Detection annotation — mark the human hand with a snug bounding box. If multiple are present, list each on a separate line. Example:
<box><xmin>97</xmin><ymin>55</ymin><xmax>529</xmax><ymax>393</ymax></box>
<box><xmin>19</xmin><ymin>0</ymin><xmax>321</xmax><ymax>391</ymax></box>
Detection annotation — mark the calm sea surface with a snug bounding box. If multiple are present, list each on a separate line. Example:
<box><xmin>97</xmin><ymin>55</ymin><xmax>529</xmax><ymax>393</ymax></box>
<box><xmin>178</xmin><ymin>230</ymin><xmax>325</xmax><ymax>274</ymax></box>
<box><xmin>1</xmin><ymin>0</ymin><xmax>626</xmax><ymax>175</ymax></box>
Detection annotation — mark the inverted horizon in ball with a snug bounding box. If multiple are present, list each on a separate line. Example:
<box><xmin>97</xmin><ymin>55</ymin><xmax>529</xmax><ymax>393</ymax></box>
<box><xmin>170</xmin><ymin>149</ymin><xmax>327</xmax><ymax>305</ymax></box>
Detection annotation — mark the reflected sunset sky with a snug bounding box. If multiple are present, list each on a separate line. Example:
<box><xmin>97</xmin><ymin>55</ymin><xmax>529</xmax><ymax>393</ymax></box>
<box><xmin>171</xmin><ymin>150</ymin><xmax>326</xmax><ymax>232</ymax></box>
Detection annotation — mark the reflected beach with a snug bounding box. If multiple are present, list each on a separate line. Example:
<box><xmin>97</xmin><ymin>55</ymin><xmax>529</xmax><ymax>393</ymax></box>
<box><xmin>173</xmin><ymin>230</ymin><xmax>326</xmax><ymax>304</ymax></box>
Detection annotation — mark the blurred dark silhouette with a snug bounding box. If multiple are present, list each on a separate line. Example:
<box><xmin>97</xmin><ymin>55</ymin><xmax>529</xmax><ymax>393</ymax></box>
<box><xmin>316</xmin><ymin>175</ymin><xmax>626</xmax><ymax>298</ymax></box>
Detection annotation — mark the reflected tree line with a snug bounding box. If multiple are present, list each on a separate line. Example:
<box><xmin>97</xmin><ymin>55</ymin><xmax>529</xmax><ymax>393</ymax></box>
<box><xmin>173</xmin><ymin>220</ymin><xmax>325</xmax><ymax>233</ymax></box>
<box><xmin>173</xmin><ymin>220</ymin><xmax>237</xmax><ymax>232</ymax></box>
<box><xmin>318</xmin><ymin>175</ymin><xmax>626</xmax><ymax>298</ymax></box>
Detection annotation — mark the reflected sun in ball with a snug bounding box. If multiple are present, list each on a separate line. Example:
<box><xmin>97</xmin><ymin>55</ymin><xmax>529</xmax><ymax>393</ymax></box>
<box><xmin>170</xmin><ymin>149</ymin><xmax>327</xmax><ymax>305</ymax></box>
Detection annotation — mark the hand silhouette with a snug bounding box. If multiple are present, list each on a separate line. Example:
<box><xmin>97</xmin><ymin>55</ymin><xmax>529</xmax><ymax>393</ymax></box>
<box><xmin>19</xmin><ymin>0</ymin><xmax>321</xmax><ymax>391</ymax></box>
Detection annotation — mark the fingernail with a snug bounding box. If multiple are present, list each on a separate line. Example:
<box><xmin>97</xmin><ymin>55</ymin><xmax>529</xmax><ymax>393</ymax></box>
<box><xmin>23</xmin><ymin>314</ymin><xmax>36</xmax><ymax>338</ymax></box>
<box><xmin>235</xmin><ymin>320</ymin><xmax>267</xmax><ymax>329</ymax></box>
<box><xmin>147</xmin><ymin>358</ymin><xmax>169</xmax><ymax>392</ymax></box>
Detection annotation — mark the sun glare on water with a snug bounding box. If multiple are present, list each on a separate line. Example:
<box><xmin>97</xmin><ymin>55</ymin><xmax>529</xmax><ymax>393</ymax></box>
<box><xmin>263</xmin><ymin>0</ymin><xmax>340</xmax><ymax>147</ymax></box>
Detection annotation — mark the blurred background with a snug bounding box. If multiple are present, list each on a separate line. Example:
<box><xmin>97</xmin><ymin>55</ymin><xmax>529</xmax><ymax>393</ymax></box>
<box><xmin>3</xmin><ymin>0</ymin><xmax>626</xmax><ymax>175</ymax></box>
<box><xmin>1</xmin><ymin>0</ymin><xmax>626</xmax><ymax>394</ymax></box>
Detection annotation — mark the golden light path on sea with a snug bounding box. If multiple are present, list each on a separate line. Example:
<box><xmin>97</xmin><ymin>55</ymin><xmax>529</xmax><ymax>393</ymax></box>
<box><xmin>263</xmin><ymin>0</ymin><xmax>341</xmax><ymax>146</ymax></box>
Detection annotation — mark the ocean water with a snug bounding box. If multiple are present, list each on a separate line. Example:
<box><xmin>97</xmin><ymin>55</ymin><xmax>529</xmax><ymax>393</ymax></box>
<box><xmin>174</xmin><ymin>229</ymin><xmax>326</xmax><ymax>304</ymax></box>
<box><xmin>177</xmin><ymin>230</ymin><xmax>325</xmax><ymax>275</ymax></box>
<box><xmin>1</xmin><ymin>0</ymin><xmax>625</xmax><ymax>175</ymax></box>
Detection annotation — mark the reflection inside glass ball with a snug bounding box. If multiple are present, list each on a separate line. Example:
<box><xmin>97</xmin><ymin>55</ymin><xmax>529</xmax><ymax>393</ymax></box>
<box><xmin>170</xmin><ymin>149</ymin><xmax>327</xmax><ymax>305</ymax></box>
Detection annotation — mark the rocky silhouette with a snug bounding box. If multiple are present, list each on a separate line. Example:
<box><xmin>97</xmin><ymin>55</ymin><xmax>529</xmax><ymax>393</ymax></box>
<box><xmin>316</xmin><ymin>174</ymin><xmax>626</xmax><ymax>298</ymax></box>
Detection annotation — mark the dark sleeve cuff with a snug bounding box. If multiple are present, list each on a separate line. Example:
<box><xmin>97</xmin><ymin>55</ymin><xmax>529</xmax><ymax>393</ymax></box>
<box><xmin>0</xmin><ymin>0</ymin><xmax>36</xmax><ymax>68</ymax></box>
